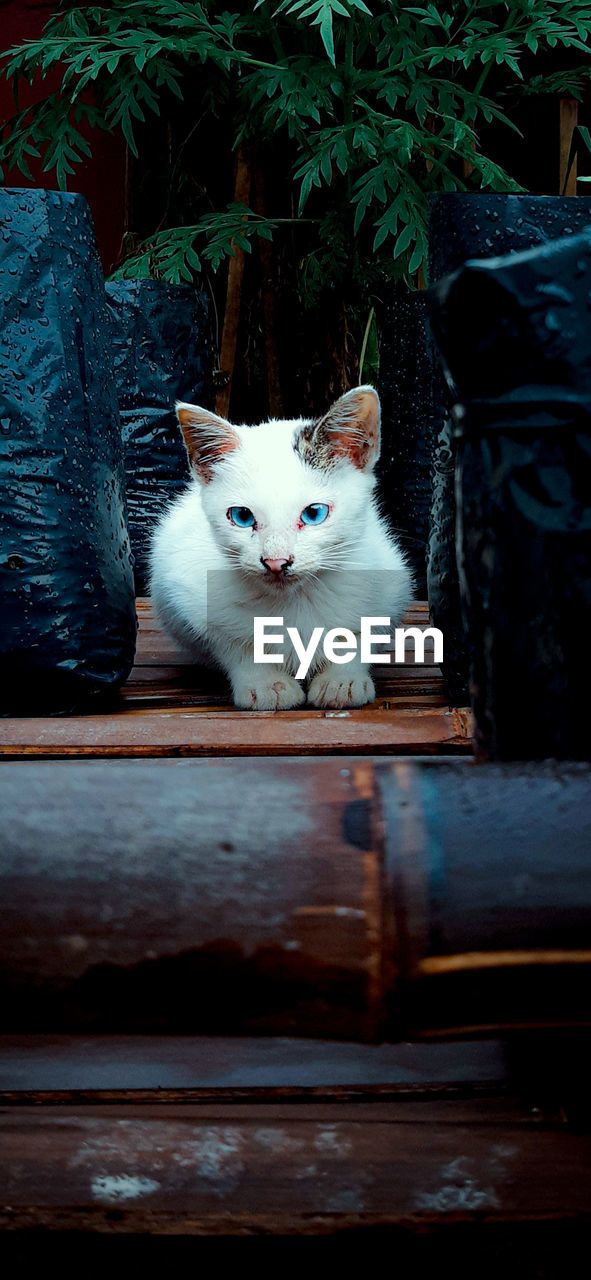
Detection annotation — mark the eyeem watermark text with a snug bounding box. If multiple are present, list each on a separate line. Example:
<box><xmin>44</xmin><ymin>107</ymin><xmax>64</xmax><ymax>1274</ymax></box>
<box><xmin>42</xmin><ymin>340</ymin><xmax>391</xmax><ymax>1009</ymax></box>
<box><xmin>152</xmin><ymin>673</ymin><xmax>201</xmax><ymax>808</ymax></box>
<box><xmin>254</xmin><ymin>617</ymin><xmax>443</xmax><ymax>680</ymax></box>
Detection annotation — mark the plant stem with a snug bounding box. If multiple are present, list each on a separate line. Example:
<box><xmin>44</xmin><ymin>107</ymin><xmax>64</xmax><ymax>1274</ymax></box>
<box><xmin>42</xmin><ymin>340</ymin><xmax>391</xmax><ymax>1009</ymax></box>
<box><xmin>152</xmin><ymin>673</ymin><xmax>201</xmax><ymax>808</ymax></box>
<box><xmin>343</xmin><ymin>24</ymin><xmax>357</xmax><ymax>286</ymax></box>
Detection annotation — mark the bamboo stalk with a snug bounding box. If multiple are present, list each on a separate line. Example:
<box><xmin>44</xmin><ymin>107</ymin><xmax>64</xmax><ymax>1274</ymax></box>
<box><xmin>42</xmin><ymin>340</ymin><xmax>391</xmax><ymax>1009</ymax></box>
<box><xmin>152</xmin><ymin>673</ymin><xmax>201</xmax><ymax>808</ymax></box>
<box><xmin>254</xmin><ymin>161</ymin><xmax>283</xmax><ymax>417</ymax></box>
<box><xmin>1</xmin><ymin>758</ymin><xmax>591</xmax><ymax>1039</ymax></box>
<box><xmin>559</xmin><ymin>98</ymin><xmax>578</xmax><ymax>196</ymax></box>
<box><xmin>215</xmin><ymin>145</ymin><xmax>252</xmax><ymax>419</ymax></box>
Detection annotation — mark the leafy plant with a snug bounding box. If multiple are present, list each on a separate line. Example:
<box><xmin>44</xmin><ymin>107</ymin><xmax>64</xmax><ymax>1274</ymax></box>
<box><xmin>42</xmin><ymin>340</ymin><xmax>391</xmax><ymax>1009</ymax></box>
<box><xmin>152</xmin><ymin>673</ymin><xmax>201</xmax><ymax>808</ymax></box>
<box><xmin>1</xmin><ymin>1</ymin><xmax>590</xmax><ymax>298</ymax></box>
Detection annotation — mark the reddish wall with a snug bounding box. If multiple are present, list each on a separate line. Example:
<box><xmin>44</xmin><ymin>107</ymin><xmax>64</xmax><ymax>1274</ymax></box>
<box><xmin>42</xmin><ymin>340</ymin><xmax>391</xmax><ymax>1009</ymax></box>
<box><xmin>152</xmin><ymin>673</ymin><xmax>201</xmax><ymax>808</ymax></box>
<box><xmin>0</xmin><ymin>1</ymin><xmax>126</xmax><ymax>273</ymax></box>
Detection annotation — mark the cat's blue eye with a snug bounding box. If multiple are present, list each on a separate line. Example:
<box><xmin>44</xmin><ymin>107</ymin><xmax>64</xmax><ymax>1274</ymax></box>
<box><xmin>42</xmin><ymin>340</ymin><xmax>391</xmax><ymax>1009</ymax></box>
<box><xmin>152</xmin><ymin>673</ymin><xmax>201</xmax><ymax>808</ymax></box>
<box><xmin>301</xmin><ymin>503</ymin><xmax>330</xmax><ymax>526</ymax></box>
<box><xmin>228</xmin><ymin>506</ymin><xmax>256</xmax><ymax>528</ymax></box>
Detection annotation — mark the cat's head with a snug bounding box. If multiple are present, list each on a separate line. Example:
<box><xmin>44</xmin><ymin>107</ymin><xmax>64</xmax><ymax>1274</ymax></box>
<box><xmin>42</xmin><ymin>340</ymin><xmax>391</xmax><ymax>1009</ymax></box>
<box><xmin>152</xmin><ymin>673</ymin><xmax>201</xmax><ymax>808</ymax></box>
<box><xmin>176</xmin><ymin>386</ymin><xmax>381</xmax><ymax>582</ymax></box>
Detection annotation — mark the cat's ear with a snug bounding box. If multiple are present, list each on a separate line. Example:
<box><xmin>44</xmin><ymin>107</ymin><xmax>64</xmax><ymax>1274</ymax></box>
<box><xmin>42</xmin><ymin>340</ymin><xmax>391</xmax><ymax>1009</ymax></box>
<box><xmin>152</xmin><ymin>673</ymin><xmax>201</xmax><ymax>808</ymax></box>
<box><xmin>176</xmin><ymin>402</ymin><xmax>240</xmax><ymax>483</ymax></box>
<box><xmin>297</xmin><ymin>385</ymin><xmax>381</xmax><ymax>472</ymax></box>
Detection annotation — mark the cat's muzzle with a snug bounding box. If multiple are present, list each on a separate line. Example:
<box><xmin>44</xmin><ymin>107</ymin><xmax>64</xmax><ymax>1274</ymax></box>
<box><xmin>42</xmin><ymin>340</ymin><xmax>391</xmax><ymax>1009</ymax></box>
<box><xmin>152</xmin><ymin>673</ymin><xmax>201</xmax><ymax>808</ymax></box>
<box><xmin>261</xmin><ymin>556</ymin><xmax>294</xmax><ymax>577</ymax></box>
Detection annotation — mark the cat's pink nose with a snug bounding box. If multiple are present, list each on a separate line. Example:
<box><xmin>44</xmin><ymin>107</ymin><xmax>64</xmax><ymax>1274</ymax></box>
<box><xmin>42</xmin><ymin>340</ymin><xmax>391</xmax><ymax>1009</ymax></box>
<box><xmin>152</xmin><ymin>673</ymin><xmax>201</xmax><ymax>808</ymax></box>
<box><xmin>262</xmin><ymin>556</ymin><xmax>293</xmax><ymax>574</ymax></box>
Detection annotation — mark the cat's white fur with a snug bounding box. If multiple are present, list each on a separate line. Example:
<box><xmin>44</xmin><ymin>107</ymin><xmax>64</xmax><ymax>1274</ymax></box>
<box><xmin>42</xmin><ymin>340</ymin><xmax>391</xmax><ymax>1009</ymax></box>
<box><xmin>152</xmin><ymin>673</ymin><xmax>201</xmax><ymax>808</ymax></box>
<box><xmin>150</xmin><ymin>386</ymin><xmax>413</xmax><ymax>710</ymax></box>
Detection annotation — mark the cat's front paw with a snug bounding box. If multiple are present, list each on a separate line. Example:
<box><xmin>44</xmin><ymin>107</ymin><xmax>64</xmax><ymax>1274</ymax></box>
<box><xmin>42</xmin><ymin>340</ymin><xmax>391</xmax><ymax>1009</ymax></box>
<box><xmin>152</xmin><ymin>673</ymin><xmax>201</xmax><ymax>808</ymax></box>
<box><xmin>233</xmin><ymin>674</ymin><xmax>306</xmax><ymax>711</ymax></box>
<box><xmin>307</xmin><ymin>668</ymin><xmax>375</xmax><ymax>710</ymax></box>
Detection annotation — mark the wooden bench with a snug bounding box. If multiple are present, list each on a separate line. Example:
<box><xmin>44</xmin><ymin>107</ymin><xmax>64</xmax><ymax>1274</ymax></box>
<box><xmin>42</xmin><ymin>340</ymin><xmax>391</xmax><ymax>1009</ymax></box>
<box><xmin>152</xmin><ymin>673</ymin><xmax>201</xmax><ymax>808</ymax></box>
<box><xmin>0</xmin><ymin>600</ymin><xmax>472</xmax><ymax>758</ymax></box>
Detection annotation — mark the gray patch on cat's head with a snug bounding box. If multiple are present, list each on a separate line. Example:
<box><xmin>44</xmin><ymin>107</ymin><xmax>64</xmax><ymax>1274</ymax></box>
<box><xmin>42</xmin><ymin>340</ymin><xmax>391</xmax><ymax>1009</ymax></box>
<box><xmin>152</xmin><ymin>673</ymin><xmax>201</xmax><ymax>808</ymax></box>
<box><xmin>293</xmin><ymin>418</ymin><xmax>331</xmax><ymax>470</ymax></box>
<box><xmin>294</xmin><ymin>386</ymin><xmax>381</xmax><ymax>473</ymax></box>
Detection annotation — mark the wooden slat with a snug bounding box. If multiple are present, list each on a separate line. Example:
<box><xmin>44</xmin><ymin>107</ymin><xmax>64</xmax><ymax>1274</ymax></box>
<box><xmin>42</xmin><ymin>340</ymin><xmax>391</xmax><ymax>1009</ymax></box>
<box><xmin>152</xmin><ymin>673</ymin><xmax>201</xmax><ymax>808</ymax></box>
<box><xmin>132</xmin><ymin>599</ymin><xmax>438</xmax><ymax>667</ymax></box>
<box><xmin>0</xmin><ymin>600</ymin><xmax>472</xmax><ymax>758</ymax></box>
<box><xmin>0</xmin><ymin>707</ymin><xmax>471</xmax><ymax>758</ymax></box>
<box><xmin>0</xmin><ymin>1096</ymin><xmax>589</xmax><ymax>1232</ymax></box>
<box><xmin>0</xmin><ymin>1035</ymin><xmax>507</xmax><ymax>1093</ymax></box>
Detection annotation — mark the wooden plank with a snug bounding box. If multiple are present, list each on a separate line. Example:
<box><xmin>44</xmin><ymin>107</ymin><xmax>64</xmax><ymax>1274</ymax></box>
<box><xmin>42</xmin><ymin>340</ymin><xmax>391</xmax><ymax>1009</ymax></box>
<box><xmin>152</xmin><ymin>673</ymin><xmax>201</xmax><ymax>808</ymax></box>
<box><xmin>0</xmin><ymin>1098</ymin><xmax>589</xmax><ymax>1230</ymax></box>
<box><xmin>132</xmin><ymin>599</ymin><xmax>438</xmax><ymax>667</ymax></box>
<box><xmin>116</xmin><ymin>693</ymin><xmax>450</xmax><ymax>715</ymax></box>
<box><xmin>0</xmin><ymin>706</ymin><xmax>471</xmax><ymax>758</ymax></box>
<box><xmin>0</xmin><ymin>1036</ymin><xmax>508</xmax><ymax>1093</ymax></box>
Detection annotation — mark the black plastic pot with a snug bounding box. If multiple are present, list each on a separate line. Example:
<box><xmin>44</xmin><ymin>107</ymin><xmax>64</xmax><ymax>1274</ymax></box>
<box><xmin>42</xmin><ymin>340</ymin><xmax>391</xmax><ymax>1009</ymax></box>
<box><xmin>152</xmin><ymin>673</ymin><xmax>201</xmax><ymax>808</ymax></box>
<box><xmin>428</xmin><ymin>229</ymin><xmax>591</xmax><ymax>760</ymax></box>
<box><xmin>427</xmin><ymin>194</ymin><xmax>591</xmax><ymax>705</ymax></box>
<box><xmin>0</xmin><ymin>189</ymin><xmax>137</xmax><ymax>714</ymax></box>
<box><xmin>106</xmin><ymin>280</ymin><xmax>214</xmax><ymax>593</ymax></box>
<box><xmin>377</xmin><ymin>291</ymin><xmax>437</xmax><ymax>596</ymax></box>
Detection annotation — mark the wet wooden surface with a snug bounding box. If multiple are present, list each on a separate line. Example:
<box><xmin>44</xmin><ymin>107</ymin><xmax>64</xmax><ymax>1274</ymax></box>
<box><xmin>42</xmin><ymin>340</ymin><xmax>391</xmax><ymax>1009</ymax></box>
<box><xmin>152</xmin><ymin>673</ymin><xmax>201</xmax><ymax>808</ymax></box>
<box><xmin>0</xmin><ymin>599</ymin><xmax>473</xmax><ymax>757</ymax></box>
<box><xmin>0</xmin><ymin>1035</ymin><xmax>507</xmax><ymax>1095</ymax></box>
<box><xmin>1</xmin><ymin>1031</ymin><xmax>589</xmax><ymax>1242</ymax></box>
<box><xmin>1</xmin><ymin>1091</ymin><xmax>590</xmax><ymax>1234</ymax></box>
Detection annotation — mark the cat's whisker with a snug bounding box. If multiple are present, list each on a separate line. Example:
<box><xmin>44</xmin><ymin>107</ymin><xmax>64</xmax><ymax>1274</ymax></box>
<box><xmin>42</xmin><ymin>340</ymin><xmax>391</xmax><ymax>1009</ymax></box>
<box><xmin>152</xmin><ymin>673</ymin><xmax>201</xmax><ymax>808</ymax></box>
<box><xmin>320</xmin><ymin>557</ymin><xmax>368</xmax><ymax>569</ymax></box>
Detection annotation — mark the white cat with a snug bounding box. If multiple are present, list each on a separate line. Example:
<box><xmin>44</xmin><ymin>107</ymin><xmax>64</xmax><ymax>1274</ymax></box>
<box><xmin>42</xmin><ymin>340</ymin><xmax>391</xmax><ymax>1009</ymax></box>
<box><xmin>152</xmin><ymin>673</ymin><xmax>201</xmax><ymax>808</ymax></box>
<box><xmin>150</xmin><ymin>385</ymin><xmax>413</xmax><ymax>710</ymax></box>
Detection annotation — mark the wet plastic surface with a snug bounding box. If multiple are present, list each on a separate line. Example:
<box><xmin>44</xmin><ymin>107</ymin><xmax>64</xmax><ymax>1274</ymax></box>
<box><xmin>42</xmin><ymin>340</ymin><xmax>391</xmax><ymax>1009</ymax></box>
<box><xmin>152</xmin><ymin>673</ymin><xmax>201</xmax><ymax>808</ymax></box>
<box><xmin>427</xmin><ymin>194</ymin><xmax>591</xmax><ymax>705</ymax></box>
<box><xmin>377</xmin><ymin>291</ymin><xmax>436</xmax><ymax>596</ymax></box>
<box><xmin>106</xmin><ymin>281</ymin><xmax>213</xmax><ymax>593</ymax></box>
<box><xmin>429</xmin><ymin>193</ymin><xmax>591</xmax><ymax>280</ymax></box>
<box><xmin>0</xmin><ymin>189</ymin><xmax>137</xmax><ymax>714</ymax></box>
<box><xmin>428</xmin><ymin>229</ymin><xmax>591</xmax><ymax>759</ymax></box>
